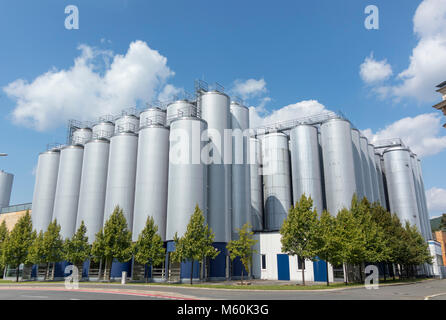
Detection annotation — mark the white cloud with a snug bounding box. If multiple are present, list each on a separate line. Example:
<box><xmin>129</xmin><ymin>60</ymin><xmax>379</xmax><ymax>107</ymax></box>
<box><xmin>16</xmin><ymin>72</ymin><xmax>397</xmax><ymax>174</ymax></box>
<box><xmin>359</xmin><ymin>53</ymin><xmax>393</xmax><ymax>84</ymax></box>
<box><xmin>4</xmin><ymin>40</ymin><xmax>175</xmax><ymax>131</ymax></box>
<box><xmin>426</xmin><ymin>187</ymin><xmax>446</xmax><ymax>213</ymax></box>
<box><xmin>362</xmin><ymin>112</ymin><xmax>446</xmax><ymax>157</ymax></box>
<box><xmin>232</xmin><ymin>78</ymin><xmax>267</xmax><ymax>100</ymax></box>
<box><xmin>157</xmin><ymin>84</ymin><xmax>184</xmax><ymax>102</ymax></box>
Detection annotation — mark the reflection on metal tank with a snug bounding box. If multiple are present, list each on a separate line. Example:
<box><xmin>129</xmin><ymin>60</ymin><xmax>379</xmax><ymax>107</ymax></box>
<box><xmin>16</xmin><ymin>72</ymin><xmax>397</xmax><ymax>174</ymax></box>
<box><xmin>139</xmin><ymin>107</ymin><xmax>166</xmax><ymax>127</ymax></box>
<box><xmin>0</xmin><ymin>171</ymin><xmax>13</xmax><ymax>209</ymax></box>
<box><xmin>133</xmin><ymin>124</ymin><xmax>169</xmax><ymax>241</ymax></box>
<box><xmin>230</xmin><ymin>101</ymin><xmax>250</xmax><ymax>239</ymax></box>
<box><xmin>72</xmin><ymin>128</ymin><xmax>92</xmax><ymax>146</ymax></box>
<box><xmin>261</xmin><ymin>133</ymin><xmax>292</xmax><ymax>230</ymax></box>
<box><xmin>410</xmin><ymin>153</ymin><xmax>427</xmax><ymax>239</ymax></box>
<box><xmin>383</xmin><ymin>147</ymin><xmax>419</xmax><ymax>227</ymax></box>
<box><xmin>76</xmin><ymin>138</ymin><xmax>110</xmax><ymax>243</ymax></box>
<box><xmin>114</xmin><ymin>115</ymin><xmax>139</xmax><ymax>134</ymax></box>
<box><xmin>249</xmin><ymin>138</ymin><xmax>263</xmax><ymax>231</ymax></box>
<box><xmin>360</xmin><ymin>136</ymin><xmax>374</xmax><ymax>202</ymax></box>
<box><xmin>289</xmin><ymin>125</ymin><xmax>323</xmax><ymax>214</ymax></box>
<box><xmin>31</xmin><ymin>150</ymin><xmax>60</xmax><ymax>232</ymax></box>
<box><xmin>320</xmin><ymin>119</ymin><xmax>356</xmax><ymax>216</ymax></box>
<box><xmin>374</xmin><ymin>153</ymin><xmax>387</xmax><ymax>210</ymax></box>
<box><xmin>351</xmin><ymin>129</ymin><xmax>365</xmax><ymax>200</ymax></box>
<box><xmin>166</xmin><ymin>117</ymin><xmax>207</xmax><ymax>240</ymax></box>
<box><xmin>368</xmin><ymin>144</ymin><xmax>380</xmax><ymax>204</ymax></box>
<box><xmin>52</xmin><ymin>145</ymin><xmax>84</xmax><ymax>239</ymax></box>
<box><xmin>92</xmin><ymin>122</ymin><xmax>115</xmax><ymax>139</ymax></box>
<box><xmin>416</xmin><ymin>159</ymin><xmax>432</xmax><ymax>240</ymax></box>
<box><xmin>103</xmin><ymin>132</ymin><xmax>138</xmax><ymax>230</ymax></box>
<box><xmin>199</xmin><ymin>91</ymin><xmax>232</xmax><ymax>243</ymax></box>
<box><xmin>166</xmin><ymin>100</ymin><xmax>197</xmax><ymax>126</ymax></box>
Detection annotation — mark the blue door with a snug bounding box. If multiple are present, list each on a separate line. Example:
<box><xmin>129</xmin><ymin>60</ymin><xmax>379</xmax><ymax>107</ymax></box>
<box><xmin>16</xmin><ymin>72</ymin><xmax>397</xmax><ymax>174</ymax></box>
<box><xmin>277</xmin><ymin>254</ymin><xmax>290</xmax><ymax>281</ymax></box>
<box><xmin>313</xmin><ymin>259</ymin><xmax>328</xmax><ymax>282</ymax></box>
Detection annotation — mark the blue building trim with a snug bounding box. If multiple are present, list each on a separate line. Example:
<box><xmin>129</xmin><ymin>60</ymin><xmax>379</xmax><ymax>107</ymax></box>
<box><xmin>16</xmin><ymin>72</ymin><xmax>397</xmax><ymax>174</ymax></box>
<box><xmin>277</xmin><ymin>254</ymin><xmax>290</xmax><ymax>281</ymax></box>
<box><xmin>209</xmin><ymin>242</ymin><xmax>227</xmax><ymax>279</ymax></box>
<box><xmin>231</xmin><ymin>257</ymin><xmax>248</xmax><ymax>278</ymax></box>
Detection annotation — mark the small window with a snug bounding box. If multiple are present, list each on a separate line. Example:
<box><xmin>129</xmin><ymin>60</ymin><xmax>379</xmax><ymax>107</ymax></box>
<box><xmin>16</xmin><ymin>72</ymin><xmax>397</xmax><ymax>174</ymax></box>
<box><xmin>297</xmin><ymin>256</ymin><xmax>305</xmax><ymax>270</ymax></box>
<box><xmin>261</xmin><ymin>255</ymin><xmax>266</xmax><ymax>270</ymax></box>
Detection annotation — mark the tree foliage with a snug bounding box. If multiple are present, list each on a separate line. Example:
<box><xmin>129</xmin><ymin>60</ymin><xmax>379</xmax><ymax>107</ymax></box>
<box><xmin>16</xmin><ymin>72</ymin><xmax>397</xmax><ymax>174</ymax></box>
<box><xmin>63</xmin><ymin>221</ymin><xmax>91</xmax><ymax>266</ymax></box>
<box><xmin>0</xmin><ymin>221</ymin><xmax>8</xmax><ymax>271</ymax></box>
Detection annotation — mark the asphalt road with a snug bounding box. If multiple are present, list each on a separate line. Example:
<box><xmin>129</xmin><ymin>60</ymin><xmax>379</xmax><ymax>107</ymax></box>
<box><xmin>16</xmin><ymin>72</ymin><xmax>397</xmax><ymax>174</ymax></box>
<box><xmin>0</xmin><ymin>279</ymin><xmax>445</xmax><ymax>300</ymax></box>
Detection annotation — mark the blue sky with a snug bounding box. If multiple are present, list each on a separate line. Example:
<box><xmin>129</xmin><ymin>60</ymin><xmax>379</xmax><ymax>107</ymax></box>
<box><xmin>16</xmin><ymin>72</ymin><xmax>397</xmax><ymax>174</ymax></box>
<box><xmin>1</xmin><ymin>0</ymin><xmax>445</xmax><ymax>216</ymax></box>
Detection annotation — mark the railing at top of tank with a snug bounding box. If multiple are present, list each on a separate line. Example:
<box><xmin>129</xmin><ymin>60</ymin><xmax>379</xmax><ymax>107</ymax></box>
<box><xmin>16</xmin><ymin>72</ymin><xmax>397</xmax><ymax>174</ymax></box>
<box><xmin>195</xmin><ymin>79</ymin><xmax>209</xmax><ymax>93</ymax></box>
<box><xmin>67</xmin><ymin>119</ymin><xmax>93</xmax><ymax>144</ymax></box>
<box><xmin>115</xmin><ymin>122</ymin><xmax>138</xmax><ymax>134</ymax></box>
<box><xmin>0</xmin><ymin>203</ymin><xmax>32</xmax><ymax>214</ymax></box>
<box><xmin>166</xmin><ymin>103</ymin><xmax>200</xmax><ymax>122</ymax></box>
<box><xmin>231</xmin><ymin>96</ymin><xmax>245</xmax><ymax>106</ymax></box>
<box><xmin>373</xmin><ymin>138</ymin><xmax>406</xmax><ymax>149</ymax></box>
<box><xmin>46</xmin><ymin>143</ymin><xmax>64</xmax><ymax>151</ymax></box>
<box><xmin>97</xmin><ymin>114</ymin><xmax>114</xmax><ymax>124</ymax></box>
<box><xmin>140</xmin><ymin>115</ymin><xmax>166</xmax><ymax>127</ymax></box>
<box><xmin>91</xmin><ymin>130</ymin><xmax>113</xmax><ymax>140</ymax></box>
<box><xmin>114</xmin><ymin>107</ymin><xmax>138</xmax><ymax>120</ymax></box>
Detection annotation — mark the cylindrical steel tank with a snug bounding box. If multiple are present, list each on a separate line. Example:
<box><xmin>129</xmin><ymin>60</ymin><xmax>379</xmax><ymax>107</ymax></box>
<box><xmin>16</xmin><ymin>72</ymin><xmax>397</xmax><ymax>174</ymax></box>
<box><xmin>31</xmin><ymin>150</ymin><xmax>60</xmax><ymax>232</ymax></box>
<box><xmin>199</xmin><ymin>91</ymin><xmax>232</xmax><ymax>243</ymax></box>
<box><xmin>166</xmin><ymin>117</ymin><xmax>208</xmax><ymax>240</ymax></box>
<box><xmin>383</xmin><ymin>147</ymin><xmax>420</xmax><ymax>227</ymax></box>
<box><xmin>289</xmin><ymin>125</ymin><xmax>324</xmax><ymax>214</ymax></box>
<box><xmin>114</xmin><ymin>115</ymin><xmax>139</xmax><ymax>134</ymax></box>
<box><xmin>103</xmin><ymin>132</ymin><xmax>138</xmax><ymax>231</ymax></box>
<box><xmin>76</xmin><ymin>138</ymin><xmax>110</xmax><ymax>243</ymax></box>
<box><xmin>416</xmin><ymin>159</ymin><xmax>432</xmax><ymax>240</ymax></box>
<box><xmin>166</xmin><ymin>100</ymin><xmax>197</xmax><ymax>126</ymax></box>
<box><xmin>360</xmin><ymin>136</ymin><xmax>374</xmax><ymax>202</ymax></box>
<box><xmin>368</xmin><ymin>144</ymin><xmax>380</xmax><ymax>204</ymax></box>
<box><xmin>410</xmin><ymin>153</ymin><xmax>428</xmax><ymax>239</ymax></box>
<box><xmin>52</xmin><ymin>145</ymin><xmax>84</xmax><ymax>239</ymax></box>
<box><xmin>249</xmin><ymin>138</ymin><xmax>263</xmax><ymax>231</ymax></box>
<box><xmin>351</xmin><ymin>129</ymin><xmax>365</xmax><ymax>200</ymax></box>
<box><xmin>374</xmin><ymin>153</ymin><xmax>387</xmax><ymax>210</ymax></box>
<box><xmin>72</xmin><ymin>128</ymin><xmax>92</xmax><ymax>146</ymax></box>
<box><xmin>230</xmin><ymin>101</ymin><xmax>250</xmax><ymax>239</ymax></box>
<box><xmin>320</xmin><ymin>118</ymin><xmax>357</xmax><ymax>216</ymax></box>
<box><xmin>139</xmin><ymin>107</ymin><xmax>166</xmax><ymax>127</ymax></box>
<box><xmin>133</xmin><ymin>124</ymin><xmax>169</xmax><ymax>241</ymax></box>
<box><xmin>261</xmin><ymin>132</ymin><xmax>292</xmax><ymax>230</ymax></box>
<box><xmin>0</xmin><ymin>171</ymin><xmax>13</xmax><ymax>209</ymax></box>
<box><xmin>92</xmin><ymin>121</ymin><xmax>115</xmax><ymax>139</ymax></box>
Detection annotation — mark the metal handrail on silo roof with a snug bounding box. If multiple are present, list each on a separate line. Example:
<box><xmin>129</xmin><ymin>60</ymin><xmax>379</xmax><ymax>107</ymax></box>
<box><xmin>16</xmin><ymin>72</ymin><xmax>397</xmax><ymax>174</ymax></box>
<box><xmin>373</xmin><ymin>138</ymin><xmax>406</xmax><ymax>149</ymax></box>
<box><xmin>140</xmin><ymin>115</ymin><xmax>167</xmax><ymax>128</ymax></box>
<box><xmin>46</xmin><ymin>143</ymin><xmax>64</xmax><ymax>151</ymax></box>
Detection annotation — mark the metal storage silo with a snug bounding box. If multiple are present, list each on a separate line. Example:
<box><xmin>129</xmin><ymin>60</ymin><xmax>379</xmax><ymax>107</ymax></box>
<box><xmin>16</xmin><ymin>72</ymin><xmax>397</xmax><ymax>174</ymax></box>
<box><xmin>383</xmin><ymin>147</ymin><xmax>419</xmax><ymax>227</ymax></box>
<box><xmin>199</xmin><ymin>91</ymin><xmax>232</xmax><ymax>244</ymax></box>
<box><xmin>230</xmin><ymin>101</ymin><xmax>250</xmax><ymax>239</ymax></box>
<box><xmin>139</xmin><ymin>107</ymin><xmax>166</xmax><ymax>127</ymax></box>
<box><xmin>249</xmin><ymin>138</ymin><xmax>263</xmax><ymax>231</ymax></box>
<box><xmin>320</xmin><ymin>118</ymin><xmax>357</xmax><ymax>216</ymax></box>
<box><xmin>166</xmin><ymin>100</ymin><xmax>197</xmax><ymax>126</ymax></box>
<box><xmin>374</xmin><ymin>153</ymin><xmax>387</xmax><ymax>210</ymax></box>
<box><xmin>289</xmin><ymin>125</ymin><xmax>323</xmax><ymax>214</ymax></box>
<box><xmin>76</xmin><ymin>138</ymin><xmax>110</xmax><ymax>243</ymax></box>
<box><xmin>92</xmin><ymin>121</ymin><xmax>115</xmax><ymax>139</ymax></box>
<box><xmin>0</xmin><ymin>170</ymin><xmax>13</xmax><ymax>209</ymax></box>
<box><xmin>31</xmin><ymin>149</ymin><xmax>60</xmax><ymax>232</ymax></box>
<box><xmin>368</xmin><ymin>144</ymin><xmax>380</xmax><ymax>204</ymax></box>
<box><xmin>261</xmin><ymin>132</ymin><xmax>292</xmax><ymax>230</ymax></box>
<box><xmin>52</xmin><ymin>145</ymin><xmax>84</xmax><ymax>239</ymax></box>
<box><xmin>360</xmin><ymin>136</ymin><xmax>374</xmax><ymax>202</ymax></box>
<box><xmin>416</xmin><ymin>159</ymin><xmax>432</xmax><ymax>240</ymax></box>
<box><xmin>72</xmin><ymin>128</ymin><xmax>93</xmax><ymax>146</ymax></box>
<box><xmin>114</xmin><ymin>115</ymin><xmax>139</xmax><ymax>134</ymax></box>
<box><xmin>133</xmin><ymin>124</ymin><xmax>169</xmax><ymax>242</ymax></box>
<box><xmin>103</xmin><ymin>132</ymin><xmax>138</xmax><ymax>231</ymax></box>
<box><xmin>410</xmin><ymin>153</ymin><xmax>428</xmax><ymax>239</ymax></box>
<box><xmin>166</xmin><ymin>117</ymin><xmax>208</xmax><ymax>241</ymax></box>
<box><xmin>351</xmin><ymin>129</ymin><xmax>365</xmax><ymax>200</ymax></box>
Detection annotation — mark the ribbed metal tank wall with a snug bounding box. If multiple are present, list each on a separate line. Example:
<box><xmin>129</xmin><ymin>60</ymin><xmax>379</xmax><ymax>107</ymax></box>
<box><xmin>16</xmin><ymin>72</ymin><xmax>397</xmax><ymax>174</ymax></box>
<box><xmin>289</xmin><ymin>125</ymin><xmax>324</xmax><ymax>214</ymax></box>
<box><xmin>230</xmin><ymin>101</ymin><xmax>250</xmax><ymax>239</ymax></box>
<box><xmin>374</xmin><ymin>153</ymin><xmax>387</xmax><ymax>210</ymax></box>
<box><xmin>368</xmin><ymin>144</ymin><xmax>380</xmax><ymax>204</ymax></box>
<box><xmin>133</xmin><ymin>125</ymin><xmax>169</xmax><ymax>241</ymax></box>
<box><xmin>76</xmin><ymin>138</ymin><xmax>110</xmax><ymax>243</ymax></box>
<box><xmin>31</xmin><ymin>150</ymin><xmax>60</xmax><ymax>232</ymax></box>
<box><xmin>166</xmin><ymin>117</ymin><xmax>208</xmax><ymax>240</ymax></box>
<box><xmin>351</xmin><ymin>129</ymin><xmax>365</xmax><ymax>200</ymax></box>
<box><xmin>200</xmin><ymin>91</ymin><xmax>232</xmax><ymax>243</ymax></box>
<box><xmin>320</xmin><ymin>119</ymin><xmax>357</xmax><ymax>215</ymax></box>
<box><xmin>114</xmin><ymin>115</ymin><xmax>139</xmax><ymax>134</ymax></box>
<box><xmin>416</xmin><ymin>159</ymin><xmax>432</xmax><ymax>240</ymax></box>
<box><xmin>166</xmin><ymin>100</ymin><xmax>197</xmax><ymax>126</ymax></box>
<box><xmin>72</xmin><ymin>128</ymin><xmax>92</xmax><ymax>145</ymax></box>
<box><xmin>52</xmin><ymin>145</ymin><xmax>84</xmax><ymax>239</ymax></box>
<box><xmin>360</xmin><ymin>136</ymin><xmax>374</xmax><ymax>202</ymax></box>
<box><xmin>249</xmin><ymin>138</ymin><xmax>263</xmax><ymax>231</ymax></box>
<box><xmin>383</xmin><ymin>147</ymin><xmax>420</xmax><ymax>228</ymax></box>
<box><xmin>103</xmin><ymin>132</ymin><xmax>138</xmax><ymax>231</ymax></box>
<box><xmin>92</xmin><ymin>122</ymin><xmax>115</xmax><ymax>139</ymax></box>
<box><xmin>139</xmin><ymin>107</ymin><xmax>166</xmax><ymax>127</ymax></box>
<box><xmin>261</xmin><ymin>132</ymin><xmax>292</xmax><ymax>230</ymax></box>
<box><xmin>0</xmin><ymin>171</ymin><xmax>13</xmax><ymax>209</ymax></box>
<box><xmin>410</xmin><ymin>153</ymin><xmax>428</xmax><ymax>239</ymax></box>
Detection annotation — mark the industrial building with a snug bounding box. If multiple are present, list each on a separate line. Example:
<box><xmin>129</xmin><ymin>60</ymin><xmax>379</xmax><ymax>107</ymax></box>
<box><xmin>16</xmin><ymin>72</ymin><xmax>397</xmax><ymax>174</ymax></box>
<box><xmin>28</xmin><ymin>80</ymin><xmax>434</xmax><ymax>282</ymax></box>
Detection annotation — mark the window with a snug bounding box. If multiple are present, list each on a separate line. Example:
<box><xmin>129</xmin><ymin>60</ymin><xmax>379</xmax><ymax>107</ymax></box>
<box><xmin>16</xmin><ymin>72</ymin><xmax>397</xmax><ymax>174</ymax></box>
<box><xmin>261</xmin><ymin>255</ymin><xmax>266</xmax><ymax>270</ymax></box>
<box><xmin>297</xmin><ymin>256</ymin><xmax>305</xmax><ymax>270</ymax></box>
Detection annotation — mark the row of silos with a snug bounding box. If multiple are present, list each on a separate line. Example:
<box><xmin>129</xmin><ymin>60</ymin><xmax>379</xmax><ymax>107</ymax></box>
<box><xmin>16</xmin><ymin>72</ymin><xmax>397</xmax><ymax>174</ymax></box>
<box><xmin>0</xmin><ymin>170</ymin><xmax>14</xmax><ymax>210</ymax></box>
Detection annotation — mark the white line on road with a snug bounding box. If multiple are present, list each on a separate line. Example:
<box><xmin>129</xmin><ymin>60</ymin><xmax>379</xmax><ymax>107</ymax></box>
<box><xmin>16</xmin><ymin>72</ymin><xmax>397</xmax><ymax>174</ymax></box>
<box><xmin>20</xmin><ymin>295</ymin><xmax>49</xmax><ymax>299</ymax></box>
<box><xmin>424</xmin><ymin>292</ymin><xmax>446</xmax><ymax>300</ymax></box>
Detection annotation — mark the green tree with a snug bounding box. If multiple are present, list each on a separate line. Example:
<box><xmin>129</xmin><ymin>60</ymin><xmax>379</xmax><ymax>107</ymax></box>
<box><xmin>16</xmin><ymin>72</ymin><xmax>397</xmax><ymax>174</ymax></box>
<box><xmin>91</xmin><ymin>206</ymin><xmax>133</xmax><ymax>281</ymax></box>
<box><xmin>27</xmin><ymin>230</ymin><xmax>45</xmax><ymax>266</ymax></box>
<box><xmin>402</xmin><ymin>222</ymin><xmax>432</xmax><ymax>277</ymax></box>
<box><xmin>133</xmin><ymin>216</ymin><xmax>166</xmax><ymax>282</ymax></box>
<box><xmin>280</xmin><ymin>195</ymin><xmax>319</xmax><ymax>285</ymax></box>
<box><xmin>0</xmin><ymin>221</ymin><xmax>8</xmax><ymax>274</ymax></box>
<box><xmin>227</xmin><ymin>223</ymin><xmax>257</xmax><ymax>285</ymax></box>
<box><xmin>63</xmin><ymin>221</ymin><xmax>91</xmax><ymax>273</ymax></box>
<box><xmin>2</xmin><ymin>211</ymin><xmax>34</xmax><ymax>282</ymax></box>
<box><xmin>440</xmin><ymin>214</ymin><xmax>446</xmax><ymax>231</ymax></box>
<box><xmin>171</xmin><ymin>205</ymin><xmax>219</xmax><ymax>285</ymax></box>
<box><xmin>42</xmin><ymin>219</ymin><xmax>64</xmax><ymax>280</ymax></box>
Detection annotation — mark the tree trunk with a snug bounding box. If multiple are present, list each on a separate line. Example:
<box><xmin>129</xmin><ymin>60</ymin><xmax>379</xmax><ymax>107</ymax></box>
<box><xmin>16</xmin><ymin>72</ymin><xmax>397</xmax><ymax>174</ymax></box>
<box><xmin>302</xmin><ymin>265</ymin><xmax>305</xmax><ymax>286</ymax></box>
<box><xmin>359</xmin><ymin>264</ymin><xmax>363</xmax><ymax>283</ymax></box>
<box><xmin>241</xmin><ymin>263</ymin><xmax>244</xmax><ymax>285</ymax></box>
<box><xmin>45</xmin><ymin>262</ymin><xmax>50</xmax><ymax>280</ymax></box>
<box><xmin>392</xmin><ymin>264</ymin><xmax>395</xmax><ymax>281</ymax></box>
<box><xmin>51</xmin><ymin>262</ymin><xmax>55</xmax><ymax>280</ymax></box>
<box><xmin>16</xmin><ymin>265</ymin><xmax>19</xmax><ymax>282</ymax></box>
<box><xmin>190</xmin><ymin>260</ymin><xmax>194</xmax><ymax>285</ymax></box>
<box><xmin>326</xmin><ymin>261</ymin><xmax>329</xmax><ymax>286</ymax></box>
<box><xmin>108</xmin><ymin>258</ymin><xmax>112</xmax><ymax>281</ymax></box>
